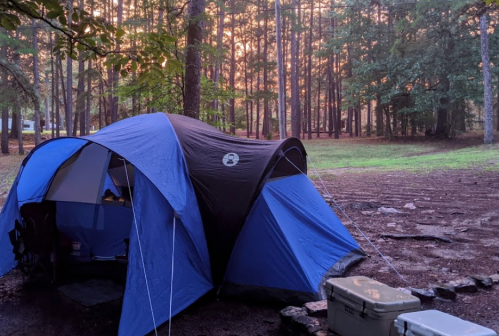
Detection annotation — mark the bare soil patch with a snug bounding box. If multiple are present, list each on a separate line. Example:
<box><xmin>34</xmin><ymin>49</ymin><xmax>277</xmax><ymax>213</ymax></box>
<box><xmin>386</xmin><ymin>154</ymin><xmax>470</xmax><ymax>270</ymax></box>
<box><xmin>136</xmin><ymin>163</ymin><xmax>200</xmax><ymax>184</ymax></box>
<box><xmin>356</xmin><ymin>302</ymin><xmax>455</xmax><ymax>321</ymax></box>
<box><xmin>328</xmin><ymin>169</ymin><xmax>499</xmax><ymax>332</ymax></box>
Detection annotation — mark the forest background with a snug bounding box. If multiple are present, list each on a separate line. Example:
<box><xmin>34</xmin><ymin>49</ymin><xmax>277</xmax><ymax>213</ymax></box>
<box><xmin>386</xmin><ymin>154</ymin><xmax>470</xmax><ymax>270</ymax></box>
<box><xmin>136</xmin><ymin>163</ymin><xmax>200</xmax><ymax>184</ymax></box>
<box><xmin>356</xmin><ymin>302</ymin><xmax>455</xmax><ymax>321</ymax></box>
<box><xmin>0</xmin><ymin>0</ymin><xmax>499</xmax><ymax>155</ymax></box>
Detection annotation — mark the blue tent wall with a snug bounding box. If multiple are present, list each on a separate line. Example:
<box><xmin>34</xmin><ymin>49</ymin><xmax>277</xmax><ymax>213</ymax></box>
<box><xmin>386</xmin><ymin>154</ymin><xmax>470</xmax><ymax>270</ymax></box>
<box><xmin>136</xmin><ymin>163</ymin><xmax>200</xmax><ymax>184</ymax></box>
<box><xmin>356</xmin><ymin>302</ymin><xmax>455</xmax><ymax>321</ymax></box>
<box><xmin>119</xmin><ymin>170</ymin><xmax>213</xmax><ymax>336</ymax></box>
<box><xmin>0</xmin><ymin>138</ymin><xmax>87</xmax><ymax>276</ymax></box>
<box><xmin>0</xmin><ymin>171</ymin><xmax>23</xmax><ymax>275</ymax></box>
<box><xmin>56</xmin><ymin>202</ymin><xmax>133</xmax><ymax>260</ymax></box>
<box><xmin>224</xmin><ymin>174</ymin><xmax>362</xmax><ymax>299</ymax></box>
<box><xmin>17</xmin><ymin>138</ymin><xmax>87</xmax><ymax>205</ymax></box>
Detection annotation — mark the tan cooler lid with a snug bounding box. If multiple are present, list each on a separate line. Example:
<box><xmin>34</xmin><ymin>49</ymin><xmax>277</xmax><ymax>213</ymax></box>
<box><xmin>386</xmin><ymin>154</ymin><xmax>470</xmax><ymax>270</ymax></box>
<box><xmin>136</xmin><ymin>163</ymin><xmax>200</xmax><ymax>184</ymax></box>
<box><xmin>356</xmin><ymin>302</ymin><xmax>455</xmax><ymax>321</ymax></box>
<box><xmin>326</xmin><ymin>276</ymin><xmax>420</xmax><ymax>313</ymax></box>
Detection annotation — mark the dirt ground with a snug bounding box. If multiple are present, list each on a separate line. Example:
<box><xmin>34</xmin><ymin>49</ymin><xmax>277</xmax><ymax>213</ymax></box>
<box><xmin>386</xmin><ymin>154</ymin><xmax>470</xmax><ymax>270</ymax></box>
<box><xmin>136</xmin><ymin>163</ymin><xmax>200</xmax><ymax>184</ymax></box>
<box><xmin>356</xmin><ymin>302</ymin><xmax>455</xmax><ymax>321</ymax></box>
<box><xmin>329</xmin><ymin>168</ymin><xmax>499</xmax><ymax>332</ymax></box>
<box><xmin>0</xmin><ymin>135</ymin><xmax>498</xmax><ymax>335</ymax></box>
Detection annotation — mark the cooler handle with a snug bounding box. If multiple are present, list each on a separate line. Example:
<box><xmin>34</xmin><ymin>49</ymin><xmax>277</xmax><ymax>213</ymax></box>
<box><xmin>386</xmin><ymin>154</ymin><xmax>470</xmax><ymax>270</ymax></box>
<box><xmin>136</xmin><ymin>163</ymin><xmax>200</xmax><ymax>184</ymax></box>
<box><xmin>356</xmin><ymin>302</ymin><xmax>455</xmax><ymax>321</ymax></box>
<box><xmin>359</xmin><ymin>301</ymin><xmax>367</xmax><ymax>318</ymax></box>
<box><xmin>329</xmin><ymin>288</ymin><xmax>336</xmax><ymax>302</ymax></box>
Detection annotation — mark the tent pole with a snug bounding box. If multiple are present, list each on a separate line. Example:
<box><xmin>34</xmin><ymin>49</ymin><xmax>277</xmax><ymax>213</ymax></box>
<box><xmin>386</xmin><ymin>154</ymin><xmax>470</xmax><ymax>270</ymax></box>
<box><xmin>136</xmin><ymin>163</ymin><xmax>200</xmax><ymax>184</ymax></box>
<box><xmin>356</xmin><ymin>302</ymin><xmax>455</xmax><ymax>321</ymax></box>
<box><xmin>168</xmin><ymin>216</ymin><xmax>176</xmax><ymax>336</ymax></box>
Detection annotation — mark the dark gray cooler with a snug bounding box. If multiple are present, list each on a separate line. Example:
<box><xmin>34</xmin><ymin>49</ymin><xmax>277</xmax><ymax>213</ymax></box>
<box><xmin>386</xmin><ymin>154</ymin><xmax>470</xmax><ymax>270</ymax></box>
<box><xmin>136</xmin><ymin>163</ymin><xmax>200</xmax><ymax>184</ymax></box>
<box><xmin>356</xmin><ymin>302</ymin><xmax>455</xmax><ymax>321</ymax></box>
<box><xmin>325</xmin><ymin>276</ymin><xmax>420</xmax><ymax>336</ymax></box>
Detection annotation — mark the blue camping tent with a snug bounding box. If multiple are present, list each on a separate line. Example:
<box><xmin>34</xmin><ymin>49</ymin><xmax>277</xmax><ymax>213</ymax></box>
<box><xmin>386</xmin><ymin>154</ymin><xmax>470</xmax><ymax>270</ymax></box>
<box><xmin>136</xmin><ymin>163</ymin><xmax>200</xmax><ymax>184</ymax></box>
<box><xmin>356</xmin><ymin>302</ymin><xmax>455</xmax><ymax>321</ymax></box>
<box><xmin>0</xmin><ymin>113</ymin><xmax>363</xmax><ymax>336</ymax></box>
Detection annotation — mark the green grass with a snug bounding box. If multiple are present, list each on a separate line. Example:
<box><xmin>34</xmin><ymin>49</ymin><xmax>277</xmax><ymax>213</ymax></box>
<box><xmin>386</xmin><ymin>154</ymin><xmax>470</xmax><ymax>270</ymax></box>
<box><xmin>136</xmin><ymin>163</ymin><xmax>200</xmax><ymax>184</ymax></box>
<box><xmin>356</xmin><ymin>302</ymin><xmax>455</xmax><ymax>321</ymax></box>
<box><xmin>304</xmin><ymin>140</ymin><xmax>499</xmax><ymax>172</ymax></box>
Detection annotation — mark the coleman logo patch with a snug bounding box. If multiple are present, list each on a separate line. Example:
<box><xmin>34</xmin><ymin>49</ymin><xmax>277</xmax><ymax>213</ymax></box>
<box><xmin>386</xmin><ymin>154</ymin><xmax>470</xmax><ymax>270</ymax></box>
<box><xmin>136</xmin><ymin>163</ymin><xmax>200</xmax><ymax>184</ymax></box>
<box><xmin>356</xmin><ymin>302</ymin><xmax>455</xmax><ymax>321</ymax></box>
<box><xmin>223</xmin><ymin>153</ymin><xmax>239</xmax><ymax>167</ymax></box>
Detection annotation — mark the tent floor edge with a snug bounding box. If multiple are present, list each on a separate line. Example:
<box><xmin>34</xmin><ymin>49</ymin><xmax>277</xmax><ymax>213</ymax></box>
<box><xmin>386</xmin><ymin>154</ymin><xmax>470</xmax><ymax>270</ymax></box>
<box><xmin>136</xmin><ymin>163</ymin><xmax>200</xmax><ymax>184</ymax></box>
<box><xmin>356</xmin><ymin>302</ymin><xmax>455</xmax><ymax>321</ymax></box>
<box><xmin>318</xmin><ymin>248</ymin><xmax>366</xmax><ymax>299</ymax></box>
<box><xmin>218</xmin><ymin>283</ymin><xmax>319</xmax><ymax>306</ymax></box>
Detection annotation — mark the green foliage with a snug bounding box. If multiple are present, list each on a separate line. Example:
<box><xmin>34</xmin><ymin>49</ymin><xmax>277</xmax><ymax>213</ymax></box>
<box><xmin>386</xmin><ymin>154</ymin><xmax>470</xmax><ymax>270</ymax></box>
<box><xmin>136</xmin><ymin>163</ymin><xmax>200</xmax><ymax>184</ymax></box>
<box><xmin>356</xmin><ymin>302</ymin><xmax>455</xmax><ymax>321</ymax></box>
<box><xmin>327</xmin><ymin>0</ymin><xmax>490</xmax><ymax>136</ymax></box>
<box><xmin>0</xmin><ymin>0</ymin><xmax>120</xmax><ymax>59</ymax></box>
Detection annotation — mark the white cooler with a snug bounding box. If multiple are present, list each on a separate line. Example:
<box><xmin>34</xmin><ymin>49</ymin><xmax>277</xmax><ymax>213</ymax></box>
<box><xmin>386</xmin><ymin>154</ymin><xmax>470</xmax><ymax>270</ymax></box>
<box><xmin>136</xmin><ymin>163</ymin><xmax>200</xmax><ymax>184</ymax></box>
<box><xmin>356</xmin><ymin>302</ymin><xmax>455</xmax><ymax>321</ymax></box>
<box><xmin>325</xmin><ymin>276</ymin><xmax>420</xmax><ymax>336</ymax></box>
<box><xmin>394</xmin><ymin>310</ymin><xmax>497</xmax><ymax>336</ymax></box>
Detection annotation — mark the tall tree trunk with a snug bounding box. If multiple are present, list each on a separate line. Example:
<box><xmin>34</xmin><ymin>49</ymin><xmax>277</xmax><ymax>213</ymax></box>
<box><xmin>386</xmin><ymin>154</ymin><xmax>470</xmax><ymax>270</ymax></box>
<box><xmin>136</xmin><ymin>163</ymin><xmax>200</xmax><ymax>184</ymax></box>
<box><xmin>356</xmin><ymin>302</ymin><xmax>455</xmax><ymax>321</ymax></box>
<box><xmin>385</xmin><ymin>106</ymin><xmax>392</xmax><ymax>138</ymax></box>
<box><xmin>184</xmin><ymin>0</ymin><xmax>206</xmax><ymax>119</ymax></box>
<box><xmin>335</xmin><ymin>57</ymin><xmax>341</xmax><ymax>138</ymax></box>
<box><xmin>13</xmin><ymin>30</ymin><xmax>23</xmax><ymax>153</ymax></box>
<box><xmin>367</xmin><ymin>101</ymin><xmax>371</xmax><ymax>136</ymax></box>
<box><xmin>290</xmin><ymin>0</ymin><xmax>300</xmax><ymax>138</ymax></box>
<box><xmin>357</xmin><ymin>103</ymin><xmax>361</xmax><ymax>136</ymax></box>
<box><xmin>212</xmin><ymin>2</ymin><xmax>224</xmax><ymax>122</ymax></box>
<box><xmin>249</xmin><ymin>39</ymin><xmax>254</xmax><ymax>135</ymax></box>
<box><xmin>376</xmin><ymin>92</ymin><xmax>383</xmax><ymax>136</ymax></box>
<box><xmin>229</xmin><ymin>0</ymin><xmax>236</xmax><ymax>134</ymax></box>
<box><xmin>348</xmin><ymin>107</ymin><xmax>353</xmax><ymax>137</ymax></box>
<box><xmin>392</xmin><ymin>104</ymin><xmax>397</xmax><ymax>136</ymax></box>
<box><xmin>66</xmin><ymin>2</ymin><xmax>73</xmax><ymax>136</ymax></box>
<box><xmin>32</xmin><ymin>19</ymin><xmax>41</xmax><ymax>145</ymax></box>
<box><xmin>76</xmin><ymin>52</ymin><xmax>86</xmax><ymax>136</ymax></box>
<box><xmin>306</xmin><ymin>0</ymin><xmax>313</xmax><ymax>140</ymax></box>
<box><xmin>50</xmin><ymin>32</ymin><xmax>55</xmax><ymax>138</ymax></box>
<box><xmin>263</xmin><ymin>14</ymin><xmax>270</xmax><ymax>138</ymax></box>
<box><xmin>497</xmin><ymin>74</ymin><xmax>499</xmax><ymax>132</ymax></box>
<box><xmin>86</xmin><ymin>60</ymin><xmax>92</xmax><ymax>134</ymax></box>
<box><xmin>111</xmin><ymin>0</ymin><xmax>123</xmax><ymax>123</ymax></box>
<box><xmin>1</xmin><ymin>38</ymin><xmax>8</xmax><ymax>154</ymax></box>
<box><xmin>328</xmin><ymin>65</ymin><xmax>334</xmax><ymax>137</ymax></box>
<box><xmin>275</xmin><ymin>0</ymin><xmax>286</xmax><ymax>139</ymax></box>
<box><xmin>45</xmin><ymin>72</ymin><xmax>50</xmax><ymax>131</ymax></box>
<box><xmin>256</xmin><ymin>26</ymin><xmax>261</xmax><ymax>140</ymax></box>
<box><xmin>316</xmin><ymin>4</ymin><xmax>321</xmax><ymax>138</ymax></box>
<box><xmin>55</xmin><ymin>52</ymin><xmax>61</xmax><ymax>138</ymax></box>
<box><xmin>99</xmin><ymin>79</ymin><xmax>104</xmax><ymax>130</ymax></box>
<box><xmin>296</xmin><ymin>0</ymin><xmax>302</xmax><ymax>138</ymax></box>
<box><xmin>0</xmin><ymin>105</ymin><xmax>7</xmax><ymax>154</ymax></box>
<box><xmin>13</xmin><ymin>101</ymin><xmax>23</xmax><ymax>154</ymax></box>
<box><xmin>480</xmin><ymin>14</ymin><xmax>494</xmax><ymax>145</ymax></box>
<box><xmin>242</xmin><ymin>19</ymin><xmax>250</xmax><ymax>137</ymax></box>
<box><xmin>9</xmin><ymin>113</ymin><xmax>18</xmax><ymax>139</ymax></box>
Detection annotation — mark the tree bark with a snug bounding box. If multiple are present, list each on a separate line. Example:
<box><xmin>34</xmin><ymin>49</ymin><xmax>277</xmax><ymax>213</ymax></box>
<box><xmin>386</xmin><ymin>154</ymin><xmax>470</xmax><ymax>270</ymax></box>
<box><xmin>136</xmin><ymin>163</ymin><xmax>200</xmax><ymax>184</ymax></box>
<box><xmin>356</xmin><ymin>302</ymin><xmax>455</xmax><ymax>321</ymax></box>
<box><xmin>184</xmin><ymin>0</ymin><xmax>206</xmax><ymax>119</ymax></box>
<box><xmin>241</xmin><ymin>20</ymin><xmax>250</xmax><ymax>137</ymax></box>
<box><xmin>229</xmin><ymin>0</ymin><xmax>236</xmax><ymax>134</ymax></box>
<box><xmin>55</xmin><ymin>52</ymin><xmax>61</xmax><ymax>138</ymax></box>
<box><xmin>9</xmin><ymin>113</ymin><xmax>18</xmax><ymax>139</ymax></box>
<box><xmin>262</xmin><ymin>14</ymin><xmax>270</xmax><ymax>138</ymax></box>
<box><xmin>86</xmin><ymin>59</ymin><xmax>92</xmax><ymax>135</ymax></box>
<box><xmin>1</xmin><ymin>106</ymin><xmax>7</xmax><ymax>153</ymax></box>
<box><xmin>1</xmin><ymin>37</ymin><xmax>8</xmax><ymax>154</ymax></box>
<box><xmin>50</xmin><ymin>32</ymin><xmax>55</xmax><ymax>138</ymax></box>
<box><xmin>335</xmin><ymin>57</ymin><xmax>341</xmax><ymax>138</ymax></box>
<box><xmin>367</xmin><ymin>101</ymin><xmax>371</xmax><ymax>136</ymax></box>
<box><xmin>497</xmin><ymin>74</ymin><xmax>499</xmax><ymax>132</ymax></box>
<box><xmin>290</xmin><ymin>0</ymin><xmax>300</xmax><ymax>138</ymax></box>
<box><xmin>13</xmin><ymin>30</ymin><xmax>23</xmax><ymax>153</ymax></box>
<box><xmin>32</xmin><ymin>19</ymin><xmax>41</xmax><ymax>145</ymax></box>
<box><xmin>111</xmin><ymin>0</ymin><xmax>123</xmax><ymax>123</ymax></box>
<box><xmin>212</xmin><ymin>2</ymin><xmax>224</xmax><ymax>122</ymax></box>
<box><xmin>275</xmin><ymin>0</ymin><xmax>286</xmax><ymax>139</ymax></box>
<box><xmin>44</xmin><ymin>72</ymin><xmax>50</xmax><ymax>132</ymax></box>
<box><xmin>384</xmin><ymin>105</ymin><xmax>392</xmax><ymax>138</ymax></box>
<box><xmin>376</xmin><ymin>93</ymin><xmax>383</xmax><ymax>136</ymax></box>
<box><xmin>76</xmin><ymin>53</ymin><xmax>86</xmax><ymax>136</ymax></box>
<box><xmin>316</xmin><ymin>4</ymin><xmax>322</xmax><ymax>138</ymax></box>
<box><xmin>480</xmin><ymin>14</ymin><xmax>494</xmax><ymax>145</ymax></box>
<box><xmin>306</xmin><ymin>0</ymin><xmax>313</xmax><ymax>140</ymax></box>
<box><xmin>66</xmin><ymin>2</ymin><xmax>73</xmax><ymax>136</ymax></box>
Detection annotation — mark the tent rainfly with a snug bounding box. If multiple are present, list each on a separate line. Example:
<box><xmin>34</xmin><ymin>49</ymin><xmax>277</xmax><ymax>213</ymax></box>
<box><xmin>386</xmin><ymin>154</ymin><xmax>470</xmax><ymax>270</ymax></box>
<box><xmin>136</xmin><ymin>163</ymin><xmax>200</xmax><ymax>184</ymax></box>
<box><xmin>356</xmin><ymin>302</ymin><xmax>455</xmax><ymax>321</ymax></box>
<box><xmin>0</xmin><ymin>113</ymin><xmax>364</xmax><ymax>336</ymax></box>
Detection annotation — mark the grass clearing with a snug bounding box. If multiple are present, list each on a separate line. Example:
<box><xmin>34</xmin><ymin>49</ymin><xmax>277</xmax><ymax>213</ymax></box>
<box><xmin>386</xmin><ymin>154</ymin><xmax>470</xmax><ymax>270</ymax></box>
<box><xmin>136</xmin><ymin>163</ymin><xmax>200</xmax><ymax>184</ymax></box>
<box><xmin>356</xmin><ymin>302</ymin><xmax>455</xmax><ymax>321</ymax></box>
<box><xmin>304</xmin><ymin>138</ymin><xmax>499</xmax><ymax>172</ymax></box>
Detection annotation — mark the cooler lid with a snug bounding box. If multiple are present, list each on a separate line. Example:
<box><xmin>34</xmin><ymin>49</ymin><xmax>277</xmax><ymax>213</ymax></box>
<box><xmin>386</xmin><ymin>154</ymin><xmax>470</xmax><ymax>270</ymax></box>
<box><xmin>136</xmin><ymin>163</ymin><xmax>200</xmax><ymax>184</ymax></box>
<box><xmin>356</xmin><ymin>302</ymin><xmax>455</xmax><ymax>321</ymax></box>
<box><xmin>395</xmin><ymin>310</ymin><xmax>497</xmax><ymax>336</ymax></box>
<box><xmin>326</xmin><ymin>276</ymin><xmax>420</xmax><ymax>313</ymax></box>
